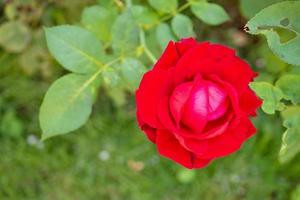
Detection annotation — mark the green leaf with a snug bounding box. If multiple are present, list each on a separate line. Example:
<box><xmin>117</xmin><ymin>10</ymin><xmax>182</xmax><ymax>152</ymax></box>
<box><xmin>111</xmin><ymin>11</ymin><xmax>140</xmax><ymax>55</ymax></box>
<box><xmin>121</xmin><ymin>58</ymin><xmax>146</xmax><ymax>90</ymax></box>
<box><xmin>245</xmin><ymin>1</ymin><xmax>300</xmax><ymax>65</ymax></box>
<box><xmin>102</xmin><ymin>66</ymin><xmax>121</xmax><ymax>87</ymax></box>
<box><xmin>171</xmin><ymin>14</ymin><xmax>195</xmax><ymax>38</ymax></box>
<box><xmin>239</xmin><ymin>0</ymin><xmax>283</xmax><ymax>19</ymax></box>
<box><xmin>191</xmin><ymin>2</ymin><xmax>230</xmax><ymax>25</ymax></box>
<box><xmin>45</xmin><ymin>25</ymin><xmax>105</xmax><ymax>74</ymax></box>
<box><xmin>250</xmin><ymin>82</ymin><xmax>285</xmax><ymax>114</ymax></box>
<box><xmin>279</xmin><ymin>128</ymin><xmax>300</xmax><ymax>163</ymax></box>
<box><xmin>156</xmin><ymin>23</ymin><xmax>176</xmax><ymax>49</ymax></box>
<box><xmin>279</xmin><ymin>106</ymin><xmax>300</xmax><ymax>163</ymax></box>
<box><xmin>276</xmin><ymin>74</ymin><xmax>300</xmax><ymax>104</ymax></box>
<box><xmin>148</xmin><ymin>0</ymin><xmax>178</xmax><ymax>14</ymax></box>
<box><xmin>81</xmin><ymin>5</ymin><xmax>117</xmax><ymax>43</ymax></box>
<box><xmin>39</xmin><ymin>74</ymin><xmax>96</xmax><ymax>140</ymax></box>
<box><xmin>130</xmin><ymin>5</ymin><xmax>159</xmax><ymax>28</ymax></box>
<box><xmin>0</xmin><ymin>21</ymin><xmax>31</xmax><ymax>53</ymax></box>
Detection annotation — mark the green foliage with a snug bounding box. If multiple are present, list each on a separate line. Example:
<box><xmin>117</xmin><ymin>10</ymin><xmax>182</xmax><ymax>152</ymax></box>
<box><xmin>250</xmin><ymin>82</ymin><xmax>285</xmax><ymax>114</ymax></box>
<box><xmin>276</xmin><ymin>74</ymin><xmax>300</xmax><ymax>104</ymax></box>
<box><xmin>45</xmin><ymin>25</ymin><xmax>106</xmax><ymax>74</ymax></box>
<box><xmin>279</xmin><ymin>106</ymin><xmax>300</xmax><ymax>163</ymax></box>
<box><xmin>39</xmin><ymin>74</ymin><xmax>94</xmax><ymax>140</ymax></box>
<box><xmin>190</xmin><ymin>1</ymin><xmax>230</xmax><ymax>25</ymax></box>
<box><xmin>2</xmin><ymin>0</ymin><xmax>300</xmax><ymax>198</ymax></box>
<box><xmin>291</xmin><ymin>185</ymin><xmax>300</xmax><ymax>200</ymax></box>
<box><xmin>148</xmin><ymin>0</ymin><xmax>178</xmax><ymax>14</ymax></box>
<box><xmin>130</xmin><ymin>5</ymin><xmax>159</xmax><ymax>28</ymax></box>
<box><xmin>239</xmin><ymin>0</ymin><xmax>283</xmax><ymax>19</ymax></box>
<box><xmin>120</xmin><ymin>58</ymin><xmax>146</xmax><ymax>91</ymax></box>
<box><xmin>0</xmin><ymin>109</ymin><xmax>23</xmax><ymax>138</ymax></box>
<box><xmin>111</xmin><ymin>11</ymin><xmax>140</xmax><ymax>56</ymax></box>
<box><xmin>81</xmin><ymin>5</ymin><xmax>117</xmax><ymax>43</ymax></box>
<box><xmin>156</xmin><ymin>23</ymin><xmax>176</xmax><ymax>49</ymax></box>
<box><xmin>171</xmin><ymin>14</ymin><xmax>195</xmax><ymax>38</ymax></box>
<box><xmin>0</xmin><ymin>21</ymin><xmax>31</xmax><ymax>53</ymax></box>
<box><xmin>245</xmin><ymin>1</ymin><xmax>300</xmax><ymax>65</ymax></box>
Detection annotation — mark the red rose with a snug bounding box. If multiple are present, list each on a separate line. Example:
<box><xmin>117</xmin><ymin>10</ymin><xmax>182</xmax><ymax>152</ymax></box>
<box><xmin>136</xmin><ymin>38</ymin><xmax>262</xmax><ymax>169</ymax></box>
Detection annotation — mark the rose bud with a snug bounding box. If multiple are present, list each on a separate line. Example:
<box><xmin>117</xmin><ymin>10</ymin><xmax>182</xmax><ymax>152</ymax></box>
<box><xmin>136</xmin><ymin>38</ymin><xmax>262</xmax><ymax>169</ymax></box>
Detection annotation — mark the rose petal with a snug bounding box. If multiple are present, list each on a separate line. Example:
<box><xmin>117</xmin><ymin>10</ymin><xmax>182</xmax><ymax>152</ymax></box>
<box><xmin>239</xmin><ymin>87</ymin><xmax>262</xmax><ymax>116</ymax></box>
<box><xmin>198</xmin><ymin>117</ymin><xmax>256</xmax><ymax>159</ymax></box>
<box><xmin>136</xmin><ymin>69</ymin><xmax>174</xmax><ymax>128</ymax></box>
<box><xmin>153</xmin><ymin>41</ymin><xmax>180</xmax><ymax>70</ymax></box>
<box><xmin>169</xmin><ymin>82</ymin><xmax>193</xmax><ymax>125</ymax></box>
<box><xmin>158</xmin><ymin>97</ymin><xmax>177</xmax><ymax>132</ymax></box>
<box><xmin>174</xmin><ymin>43</ymin><xmax>255</xmax><ymax>94</ymax></box>
<box><xmin>175</xmin><ymin>38</ymin><xmax>198</xmax><ymax>55</ymax></box>
<box><xmin>182</xmin><ymin>76</ymin><xmax>228</xmax><ymax>131</ymax></box>
<box><xmin>192</xmin><ymin>156</ymin><xmax>212</xmax><ymax>169</ymax></box>
<box><xmin>156</xmin><ymin>129</ymin><xmax>193</xmax><ymax>169</ymax></box>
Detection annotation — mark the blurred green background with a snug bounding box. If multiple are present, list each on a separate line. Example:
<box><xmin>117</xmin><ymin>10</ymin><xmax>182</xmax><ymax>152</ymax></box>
<box><xmin>0</xmin><ymin>0</ymin><xmax>300</xmax><ymax>199</ymax></box>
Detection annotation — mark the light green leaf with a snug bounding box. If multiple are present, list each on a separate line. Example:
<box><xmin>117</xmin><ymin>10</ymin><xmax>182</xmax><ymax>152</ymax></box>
<box><xmin>45</xmin><ymin>25</ymin><xmax>105</xmax><ymax>74</ymax></box>
<box><xmin>250</xmin><ymin>82</ymin><xmax>285</xmax><ymax>114</ymax></box>
<box><xmin>245</xmin><ymin>1</ymin><xmax>300</xmax><ymax>65</ymax></box>
<box><xmin>102</xmin><ymin>66</ymin><xmax>121</xmax><ymax>87</ymax></box>
<box><xmin>111</xmin><ymin>11</ymin><xmax>140</xmax><ymax>55</ymax></box>
<box><xmin>239</xmin><ymin>0</ymin><xmax>283</xmax><ymax>19</ymax></box>
<box><xmin>81</xmin><ymin>5</ymin><xmax>117</xmax><ymax>43</ymax></box>
<box><xmin>279</xmin><ymin>106</ymin><xmax>300</xmax><ymax>163</ymax></box>
<box><xmin>148</xmin><ymin>0</ymin><xmax>178</xmax><ymax>14</ymax></box>
<box><xmin>121</xmin><ymin>58</ymin><xmax>146</xmax><ymax>90</ymax></box>
<box><xmin>130</xmin><ymin>5</ymin><xmax>159</xmax><ymax>28</ymax></box>
<box><xmin>281</xmin><ymin>106</ymin><xmax>300</xmax><ymax>128</ymax></box>
<box><xmin>171</xmin><ymin>14</ymin><xmax>195</xmax><ymax>38</ymax></box>
<box><xmin>39</xmin><ymin>74</ymin><xmax>96</xmax><ymax>140</ymax></box>
<box><xmin>279</xmin><ymin>128</ymin><xmax>300</xmax><ymax>163</ymax></box>
<box><xmin>0</xmin><ymin>21</ymin><xmax>31</xmax><ymax>53</ymax></box>
<box><xmin>191</xmin><ymin>2</ymin><xmax>230</xmax><ymax>25</ymax></box>
<box><xmin>276</xmin><ymin>74</ymin><xmax>300</xmax><ymax>104</ymax></box>
<box><xmin>156</xmin><ymin>23</ymin><xmax>176</xmax><ymax>50</ymax></box>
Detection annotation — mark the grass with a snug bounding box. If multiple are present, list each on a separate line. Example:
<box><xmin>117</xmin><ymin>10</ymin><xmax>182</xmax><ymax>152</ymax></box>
<box><xmin>0</xmin><ymin>95</ymin><xmax>296</xmax><ymax>199</ymax></box>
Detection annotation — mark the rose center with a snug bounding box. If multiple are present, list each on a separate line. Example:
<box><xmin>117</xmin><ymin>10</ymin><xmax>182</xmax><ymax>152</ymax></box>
<box><xmin>170</xmin><ymin>77</ymin><xmax>229</xmax><ymax>131</ymax></box>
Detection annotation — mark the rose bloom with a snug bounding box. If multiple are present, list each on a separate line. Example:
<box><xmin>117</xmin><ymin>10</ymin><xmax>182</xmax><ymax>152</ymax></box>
<box><xmin>136</xmin><ymin>38</ymin><xmax>262</xmax><ymax>169</ymax></box>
